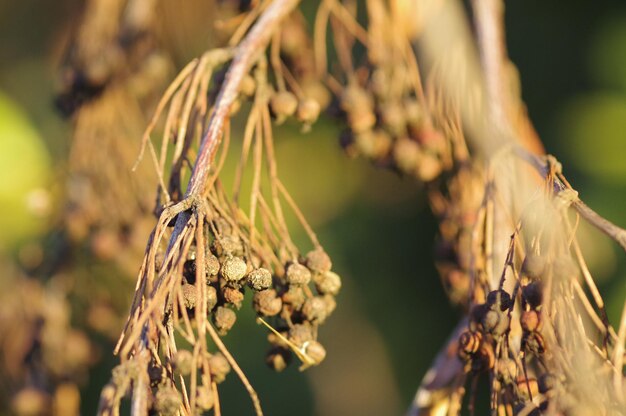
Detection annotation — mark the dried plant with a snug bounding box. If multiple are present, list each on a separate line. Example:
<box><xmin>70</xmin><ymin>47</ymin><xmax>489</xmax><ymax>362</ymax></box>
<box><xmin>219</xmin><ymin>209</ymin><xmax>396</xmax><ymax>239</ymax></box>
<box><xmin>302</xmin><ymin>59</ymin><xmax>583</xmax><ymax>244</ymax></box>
<box><xmin>4</xmin><ymin>0</ymin><xmax>624</xmax><ymax>415</ymax></box>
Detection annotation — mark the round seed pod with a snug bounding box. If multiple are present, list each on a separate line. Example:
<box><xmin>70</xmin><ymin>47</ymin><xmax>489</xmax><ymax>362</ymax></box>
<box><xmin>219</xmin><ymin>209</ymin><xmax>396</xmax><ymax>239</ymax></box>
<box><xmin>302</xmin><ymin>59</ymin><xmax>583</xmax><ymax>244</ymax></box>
<box><xmin>302</xmin><ymin>296</ymin><xmax>329</xmax><ymax>323</ymax></box>
<box><xmin>458</xmin><ymin>330</ymin><xmax>482</xmax><ymax>356</ymax></box>
<box><xmin>314</xmin><ymin>271</ymin><xmax>341</xmax><ymax>296</ymax></box>
<box><xmin>482</xmin><ymin>309</ymin><xmax>510</xmax><ymax>337</ymax></box>
<box><xmin>348</xmin><ymin>107</ymin><xmax>376</xmax><ymax>133</ymax></box>
<box><xmin>173</xmin><ymin>350</ymin><xmax>193</xmax><ymax>375</ymax></box>
<box><xmin>223</xmin><ymin>287</ymin><xmax>244</xmax><ymax>309</ymax></box>
<box><xmin>393</xmin><ymin>137</ymin><xmax>422</xmax><ymax>173</ymax></box>
<box><xmin>221</xmin><ymin>256</ymin><xmax>247</xmax><ymax>283</ymax></box>
<box><xmin>282</xmin><ymin>286</ymin><xmax>306</xmax><ymax>309</ymax></box>
<box><xmin>288</xmin><ymin>323</ymin><xmax>314</xmax><ymax>346</ymax></box>
<box><xmin>207</xmin><ymin>285</ymin><xmax>218</xmax><ymax>312</ymax></box>
<box><xmin>266</xmin><ymin>347</ymin><xmax>291</xmax><ymax>372</ymax></box>
<box><xmin>340</xmin><ymin>85</ymin><xmax>373</xmax><ymax>113</ymax></box>
<box><xmin>322</xmin><ymin>294</ymin><xmax>337</xmax><ymax>316</ymax></box>
<box><xmin>520</xmin><ymin>310</ymin><xmax>542</xmax><ymax>333</ymax></box>
<box><xmin>208</xmin><ymin>352</ymin><xmax>231</xmax><ymax>383</ymax></box>
<box><xmin>247</xmin><ymin>268</ymin><xmax>273</xmax><ymax>291</ymax></box>
<box><xmin>205</xmin><ymin>254</ymin><xmax>220</xmax><ymax>277</ymax></box>
<box><xmin>522</xmin><ymin>253</ymin><xmax>546</xmax><ymax>280</ymax></box>
<box><xmin>154</xmin><ymin>385</ymin><xmax>181</xmax><ymax>416</ymax></box>
<box><xmin>213</xmin><ymin>306</ymin><xmax>237</xmax><ymax>335</ymax></box>
<box><xmin>301</xmin><ymin>80</ymin><xmax>331</xmax><ymax>109</ymax></box>
<box><xmin>12</xmin><ymin>388</ymin><xmax>49</xmax><ymax>416</ymax></box>
<box><xmin>522</xmin><ymin>281</ymin><xmax>543</xmax><ymax>310</ymax></box>
<box><xmin>305</xmin><ymin>248</ymin><xmax>332</xmax><ymax>274</ymax></box>
<box><xmin>253</xmin><ymin>289</ymin><xmax>283</xmax><ymax>316</ymax></box>
<box><xmin>487</xmin><ymin>289</ymin><xmax>513</xmax><ymax>311</ymax></box>
<box><xmin>240</xmin><ymin>74</ymin><xmax>256</xmax><ymax>97</ymax></box>
<box><xmin>270</xmin><ymin>91</ymin><xmax>298</xmax><ymax>121</ymax></box>
<box><xmin>416</xmin><ymin>152</ymin><xmax>443</xmax><ymax>182</ymax></box>
<box><xmin>181</xmin><ymin>283</ymin><xmax>197</xmax><ymax>309</ymax></box>
<box><xmin>297</xmin><ymin>98</ymin><xmax>321</xmax><ymax>125</ymax></box>
<box><xmin>304</xmin><ymin>340</ymin><xmax>326</xmax><ymax>365</ymax></box>
<box><xmin>212</xmin><ymin>235</ymin><xmax>244</xmax><ymax>257</ymax></box>
<box><xmin>196</xmin><ymin>384</ymin><xmax>214</xmax><ymax>411</ymax></box>
<box><xmin>286</xmin><ymin>263</ymin><xmax>311</xmax><ymax>286</ymax></box>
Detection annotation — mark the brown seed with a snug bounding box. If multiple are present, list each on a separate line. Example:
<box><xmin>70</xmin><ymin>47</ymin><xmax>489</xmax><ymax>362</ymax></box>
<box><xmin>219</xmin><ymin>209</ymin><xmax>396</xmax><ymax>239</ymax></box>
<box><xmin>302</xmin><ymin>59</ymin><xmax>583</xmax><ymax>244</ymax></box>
<box><xmin>301</xmin><ymin>81</ymin><xmax>331</xmax><ymax>109</ymax></box>
<box><xmin>270</xmin><ymin>91</ymin><xmax>298</xmax><ymax>121</ymax></box>
<box><xmin>213</xmin><ymin>306</ymin><xmax>237</xmax><ymax>335</ymax></box>
<box><xmin>181</xmin><ymin>283</ymin><xmax>197</xmax><ymax>309</ymax></box>
<box><xmin>247</xmin><ymin>267</ymin><xmax>273</xmax><ymax>291</ymax></box>
<box><xmin>520</xmin><ymin>310</ymin><xmax>542</xmax><ymax>333</ymax></box>
<box><xmin>208</xmin><ymin>352</ymin><xmax>231</xmax><ymax>383</ymax></box>
<box><xmin>286</xmin><ymin>263</ymin><xmax>311</xmax><ymax>286</ymax></box>
<box><xmin>314</xmin><ymin>271</ymin><xmax>341</xmax><ymax>296</ymax></box>
<box><xmin>288</xmin><ymin>323</ymin><xmax>314</xmax><ymax>346</ymax></box>
<box><xmin>223</xmin><ymin>286</ymin><xmax>244</xmax><ymax>309</ymax></box>
<box><xmin>305</xmin><ymin>248</ymin><xmax>332</xmax><ymax>274</ymax></box>
<box><xmin>154</xmin><ymin>385</ymin><xmax>181</xmax><ymax>416</ymax></box>
<box><xmin>348</xmin><ymin>107</ymin><xmax>377</xmax><ymax>133</ymax></box>
<box><xmin>253</xmin><ymin>289</ymin><xmax>283</xmax><ymax>316</ymax></box>
<box><xmin>205</xmin><ymin>254</ymin><xmax>220</xmax><ymax>277</ymax></box>
<box><xmin>304</xmin><ymin>340</ymin><xmax>326</xmax><ymax>365</ymax></box>
<box><xmin>302</xmin><ymin>296</ymin><xmax>329</xmax><ymax>323</ymax></box>
<box><xmin>522</xmin><ymin>281</ymin><xmax>543</xmax><ymax>309</ymax></box>
<box><xmin>266</xmin><ymin>347</ymin><xmax>291</xmax><ymax>372</ymax></box>
<box><xmin>482</xmin><ymin>309</ymin><xmax>510</xmax><ymax>337</ymax></box>
<box><xmin>416</xmin><ymin>152</ymin><xmax>442</xmax><ymax>182</ymax></box>
<box><xmin>393</xmin><ymin>137</ymin><xmax>421</xmax><ymax>173</ymax></box>
<box><xmin>12</xmin><ymin>388</ymin><xmax>49</xmax><ymax>416</ymax></box>
<box><xmin>297</xmin><ymin>98</ymin><xmax>321</xmax><ymax>125</ymax></box>
<box><xmin>174</xmin><ymin>350</ymin><xmax>193</xmax><ymax>375</ymax></box>
<box><xmin>221</xmin><ymin>256</ymin><xmax>247</xmax><ymax>282</ymax></box>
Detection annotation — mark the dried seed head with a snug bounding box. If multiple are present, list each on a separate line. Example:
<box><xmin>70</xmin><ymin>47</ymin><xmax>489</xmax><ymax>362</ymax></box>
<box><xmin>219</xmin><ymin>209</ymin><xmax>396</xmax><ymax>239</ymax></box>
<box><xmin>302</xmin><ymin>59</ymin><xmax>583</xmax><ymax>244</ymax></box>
<box><xmin>348</xmin><ymin>107</ymin><xmax>377</xmax><ymax>133</ymax></box>
<box><xmin>207</xmin><ymin>285</ymin><xmax>218</xmax><ymax>311</ymax></box>
<box><xmin>196</xmin><ymin>384</ymin><xmax>214</xmax><ymax>411</ymax></box>
<box><xmin>240</xmin><ymin>74</ymin><xmax>256</xmax><ymax>97</ymax></box>
<box><xmin>302</xmin><ymin>296</ymin><xmax>329</xmax><ymax>323</ymax></box>
<box><xmin>266</xmin><ymin>347</ymin><xmax>291</xmax><ymax>372</ymax></box>
<box><xmin>522</xmin><ymin>281</ymin><xmax>543</xmax><ymax>310</ymax></box>
<box><xmin>314</xmin><ymin>271</ymin><xmax>342</xmax><ymax>296</ymax></box>
<box><xmin>297</xmin><ymin>98</ymin><xmax>321</xmax><ymax>125</ymax></box>
<box><xmin>212</xmin><ymin>235</ymin><xmax>244</xmax><ymax>257</ymax></box>
<box><xmin>482</xmin><ymin>309</ymin><xmax>510</xmax><ymax>337</ymax></box>
<box><xmin>416</xmin><ymin>152</ymin><xmax>442</xmax><ymax>182</ymax></box>
<box><xmin>286</xmin><ymin>263</ymin><xmax>311</xmax><ymax>286</ymax></box>
<box><xmin>270</xmin><ymin>91</ymin><xmax>298</xmax><ymax>121</ymax></box>
<box><xmin>154</xmin><ymin>385</ymin><xmax>181</xmax><ymax>416</ymax></box>
<box><xmin>522</xmin><ymin>253</ymin><xmax>546</xmax><ymax>280</ymax></box>
<box><xmin>213</xmin><ymin>306</ymin><xmax>237</xmax><ymax>335</ymax></box>
<box><xmin>253</xmin><ymin>289</ymin><xmax>282</xmax><ymax>316</ymax></box>
<box><xmin>205</xmin><ymin>254</ymin><xmax>220</xmax><ymax>277</ymax></box>
<box><xmin>223</xmin><ymin>286</ymin><xmax>244</xmax><ymax>309</ymax></box>
<box><xmin>486</xmin><ymin>289</ymin><xmax>513</xmax><ymax>311</ymax></box>
<box><xmin>305</xmin><ymin>248</ymin><xmax>332</xmax><ymax>274</ymax></box>
<box><xmin>181</xmin><ymin>283</ymin><xmax>197</xmax><ymax>309</ymax></box>
<box><xmin>322</xmin><ymin>294</ymin><xmax>337</xmax><ymax>316</ymax></box>
<box><xmin>247</xmin><ymin>268</ymin><xmax>273</xmax><ymax>291</ymax></box>
<box><xmin>208</xmin><ymin>352</ymin><xmax>231</xmax><ymax>383</ymax></box>
<box><xmin>282</xmin><ymin>286</ymin><xmax>306</xmax><ymax>309</ymax></box>
<box><xmin>304</xmin><ymin>340</ymin><xmax>326</xmax><ymax>365</ymax></box>
<box><xmin>173</xmin><ymin>350</ymin><xmax>193</xmax><ymax>375</ymax></box>
<box><xmin>301</xmin><ymin>81</ymin><xmax>331</xmax><ymax>110</ymax></box>
<box><xmin>393</xmin><ymin>137</ymin><xmax>421</xmax><ymax>173</ymax></box>
<box><xmin>221</xmin><ymin>256</ymin><xmax>247</xmax><ymax>282</ymax></box>
<box><xmin>520</xmin><ymin>310</ymin><xmax>542</xmax><ymax>333</ymax></box>
<box><xmin>288</xmin><ymin>323</ymin><xmax>314</xmax><ymax>347</ymax></box>
<box><xmin>458</xmin><ymin>330</ymin><xmax>482</xmax><ymax>356</ymax></box>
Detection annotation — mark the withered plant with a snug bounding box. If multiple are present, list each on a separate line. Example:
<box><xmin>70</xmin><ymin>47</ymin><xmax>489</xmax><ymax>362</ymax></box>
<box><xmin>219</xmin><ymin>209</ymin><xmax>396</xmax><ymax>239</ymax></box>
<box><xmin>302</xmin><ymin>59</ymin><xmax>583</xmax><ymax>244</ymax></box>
<box><xmin>6</xmin><ymin>0</ymin><xmax>624</xmax><ymax>415</ymax></box>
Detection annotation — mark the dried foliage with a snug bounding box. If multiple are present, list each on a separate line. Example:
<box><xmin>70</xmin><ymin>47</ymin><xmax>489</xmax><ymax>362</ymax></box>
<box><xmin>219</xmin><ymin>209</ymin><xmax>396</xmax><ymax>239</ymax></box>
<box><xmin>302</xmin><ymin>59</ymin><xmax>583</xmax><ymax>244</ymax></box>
<box><xmin>2</xmin><ymin>0</ymin><xmax>626</xmax><ymax>415</ymax></box>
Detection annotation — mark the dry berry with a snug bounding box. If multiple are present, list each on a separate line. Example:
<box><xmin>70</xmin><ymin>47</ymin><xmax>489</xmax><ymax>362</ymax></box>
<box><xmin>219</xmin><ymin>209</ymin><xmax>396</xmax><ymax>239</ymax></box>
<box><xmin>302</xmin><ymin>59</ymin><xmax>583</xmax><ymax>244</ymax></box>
<box><xmin>213</xmin><ymin>306</ymin><xmax>237</xmax><ymax>335</ymax></box>
<box><xmin>266</xmin><ymin>347</ymin><xmax>291</xmax><ymax>372</ymax></box>
<box><xmin>348</xmin><ymin>107</ymin><xmax>376</xmax><ymax>133</ymax></box>
<box><xmin>304</xmin><ymin>340</ymin><xmax>326</xmax><ymax>365</ymax></box>
<box><xmin>322</xmin><ymin>294</ymin><xmax>337</xmax><ymax>317</ymax></box>
<box><xmin>223</xmin><ymin>286</ymin><xmax>244</xmax><ymax>309</ymax></box>
<box><xmin>314</xmin><ymin>271</ymin><xmax>341</xmax><ymax>296</ymax></box>
<box><xmin>221</xmin><ymin>256</ymin><xmax>247</xmax><ymax>282</ymax></box>
<box><xmin>288</xmin><ymin>323</ymin><xmax>314</xmax><ymax>346</ymax></box>
<box><xmin>212</xmin><ymin>235</ymin><xmax>244</xmax><ymax>257</ymax></box>
<box><xmin>520</xmin><ymin>310</ymin><xmax>542</xmax><ymax>332</ymax></box>
<box><xmin>196</xmin><ymin>384</ymin><xmax>214</xmax><ymax>411</ymax></box>
<box><xmin>208</xmin><ymin>352</ymin><xmax>231</xmax><ymax>383</ymax></box>
<box><xmin>247</xmin><ymin>268</ymin><xmax>273</xmax><ymax>291</ymax></box>
<box><xmin>305</xmin><ymin>248</ymin><xmax>332</xmax><ymax>274</ymax></box>
<box><xmin>482</xmin><ymin>309</ymin><xmax>510</xmax><ymax>337</ymax></box>
<box><xmin>416</xmin><ymin>152</ymin><xmax>442</xmax><ymax>182</ymax></box>
<box><xmin>522</xmin><ymin>281</ymin><xmax>543</xmax><ymax>309</ymax></box>
<box><xmin>205</xmin><ymin>254</ymin><xmax>220</xmax><ymax>277</ymax></box>
<box><xmin>302</xmin><ymin>296</ymin><xmax>328</xmax><ymax>323</ymax></box>
<box><xmin>297</xmin><ymin>98</ymin><xmax>321</xmax><ymax>125</ymax></box>
<box><xmin>253</xmin><ymin>289</ymin><xmax>282</xmax><ymax>316</ymax></box>
<box><xmin>286</xmin><ymin>263</ymin><xmax>311</xmax><ymax>286</ymax></box>
<box><xmin>393</xmin><ymin>137</ymin><xmax>421</xmax><ymax>173</ymax></box>
<box><xmin>181</xmin><ymin>283</ymin><xmax>197</xmax><ymax>309</ymax></box>
<box><xmin>270</xmin><ymin>91</ymin><xmax>298</xmax><ymax>122</ymax></box>
<box><xmin>173</xmin><ymin>349</ymin><xmax>193</xmax><ymax>375</ymax></box>
<box><xmin>154</xmin><ymin>385</ymin><xmax>181</xmax><ymax>416</ymax></box>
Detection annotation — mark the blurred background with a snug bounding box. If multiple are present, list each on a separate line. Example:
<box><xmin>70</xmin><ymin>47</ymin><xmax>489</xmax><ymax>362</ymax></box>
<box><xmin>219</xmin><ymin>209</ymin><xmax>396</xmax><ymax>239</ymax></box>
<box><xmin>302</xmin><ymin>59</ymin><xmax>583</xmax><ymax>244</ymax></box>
<box><xmin>1</xmin><ymin>1</ymin><xmax>626</xmax><ymax>415</ymax></box>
